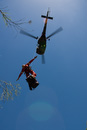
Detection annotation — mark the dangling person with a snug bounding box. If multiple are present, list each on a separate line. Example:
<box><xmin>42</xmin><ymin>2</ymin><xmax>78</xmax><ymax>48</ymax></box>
<box><xmin>16</xmin><ymin>56</ymin><xmax>39</xmax><ymax>90</ymax></box>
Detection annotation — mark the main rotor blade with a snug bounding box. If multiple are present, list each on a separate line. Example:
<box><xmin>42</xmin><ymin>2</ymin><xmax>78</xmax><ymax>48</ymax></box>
<box><xmin>42</xmin><ymin>54</ymin><xmax>45</xmax><ymax>64</ymax></box>
<box><xmin>20</xmin><ymin>30</ymin><xmax>38</xmax><ymax>40</ymax></box>
<box><xmin>46</xmin><ymin>27</ymin><xmax>63</xmax><ymax>39</ymax></box>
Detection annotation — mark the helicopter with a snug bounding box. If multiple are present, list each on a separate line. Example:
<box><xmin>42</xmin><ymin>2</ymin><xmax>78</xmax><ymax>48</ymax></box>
<box><xmin>20</xmin><ymin>10</ymin><xmax>63</xmax><ymax>63</ymax></box>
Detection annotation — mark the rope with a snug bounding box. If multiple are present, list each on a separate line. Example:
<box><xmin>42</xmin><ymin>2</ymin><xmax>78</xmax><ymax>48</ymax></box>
<box><xmin>30</xmin><ymin>47</ymin><xmax>38</xmax><ymax>67</ymax></box>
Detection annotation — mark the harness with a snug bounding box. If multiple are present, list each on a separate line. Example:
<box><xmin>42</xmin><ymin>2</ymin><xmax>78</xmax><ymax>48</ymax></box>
<box><xmin>24</xmin><ymin>66</ymin><xmax>31</xmax><ymax>74</ymax></box>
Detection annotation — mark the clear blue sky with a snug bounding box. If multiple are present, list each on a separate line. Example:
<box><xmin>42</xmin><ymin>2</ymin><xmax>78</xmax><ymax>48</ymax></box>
<box><xmin>0</xmin><ymin>0</ymin><xmax>87</xmax><ymax>130</ymax></box>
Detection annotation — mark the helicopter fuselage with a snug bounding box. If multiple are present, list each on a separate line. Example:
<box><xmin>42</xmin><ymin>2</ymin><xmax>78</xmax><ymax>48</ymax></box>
<box><xmin>36</xmin><ymin>11</ymin><xmax>52</xmax><ymax>55</ymax></box>
<box><xmin>36</xmin><ymin>35</ymin><xmax>46</xmax><ymax>55</ymax></box>
<box><xmin>36</xmin><ymin>19</ymin><xmax>47</xmax><ymax>55</ymax></box>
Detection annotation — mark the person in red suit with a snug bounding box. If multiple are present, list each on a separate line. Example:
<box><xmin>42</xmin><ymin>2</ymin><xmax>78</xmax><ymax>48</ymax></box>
<box><xmin>16</xmin><ymin>56</ymin><xmax>39</xmax><ymax>90</ymax></box>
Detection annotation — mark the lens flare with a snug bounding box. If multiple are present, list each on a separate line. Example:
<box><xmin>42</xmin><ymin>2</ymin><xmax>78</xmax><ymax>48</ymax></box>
<box><xmin>28</xmin><ymin>101</ymin><xmax>55</xmax><ymax>121</ymax></box>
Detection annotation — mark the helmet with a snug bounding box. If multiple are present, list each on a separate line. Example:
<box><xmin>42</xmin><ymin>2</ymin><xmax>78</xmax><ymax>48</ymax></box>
<box><xmin>22</xmin><ymin>64</ymin><xmax>25</xmax><ymax>68</ymax></box>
